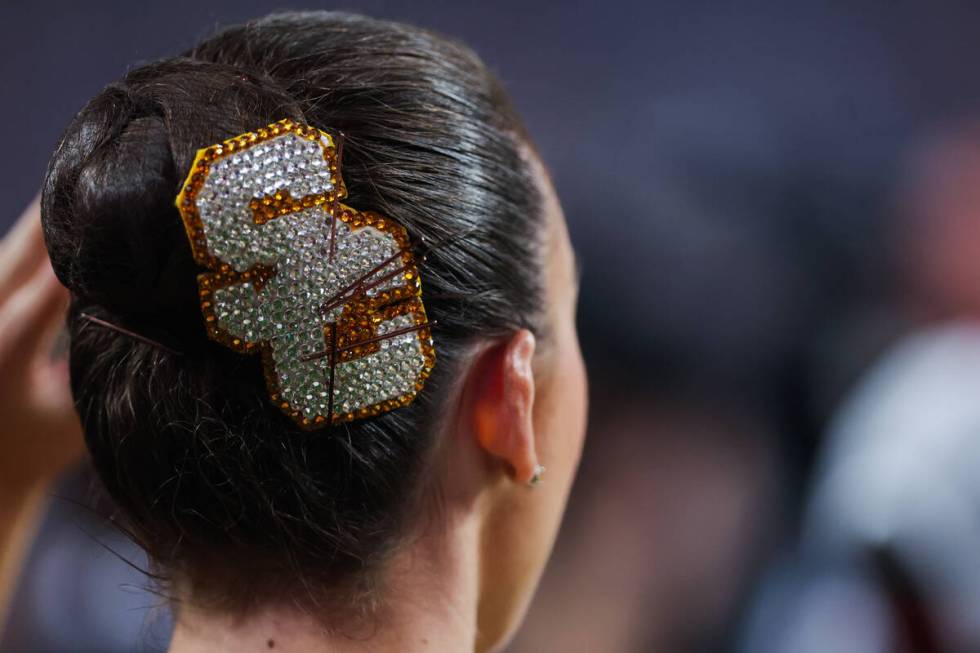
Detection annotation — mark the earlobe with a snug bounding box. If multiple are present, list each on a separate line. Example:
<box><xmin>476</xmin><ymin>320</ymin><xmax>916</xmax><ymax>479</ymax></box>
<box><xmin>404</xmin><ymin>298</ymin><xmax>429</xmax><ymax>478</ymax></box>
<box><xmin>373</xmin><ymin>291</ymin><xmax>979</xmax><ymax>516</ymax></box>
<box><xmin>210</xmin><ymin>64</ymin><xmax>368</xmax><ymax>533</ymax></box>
<box><xmin>466</xmin><ymin>329</ymin><xmax>540</xmax><ymax>485</ymax></box>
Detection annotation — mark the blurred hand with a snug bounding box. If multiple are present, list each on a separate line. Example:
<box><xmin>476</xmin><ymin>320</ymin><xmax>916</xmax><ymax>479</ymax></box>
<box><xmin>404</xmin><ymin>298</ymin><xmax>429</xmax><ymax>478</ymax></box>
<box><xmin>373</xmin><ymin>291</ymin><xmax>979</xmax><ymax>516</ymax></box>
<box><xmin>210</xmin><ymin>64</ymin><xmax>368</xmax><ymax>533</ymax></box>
<box><xmin>0</xmin><ymin>196</ymin><xmax>83</xmax><ymax>496</ymax></box>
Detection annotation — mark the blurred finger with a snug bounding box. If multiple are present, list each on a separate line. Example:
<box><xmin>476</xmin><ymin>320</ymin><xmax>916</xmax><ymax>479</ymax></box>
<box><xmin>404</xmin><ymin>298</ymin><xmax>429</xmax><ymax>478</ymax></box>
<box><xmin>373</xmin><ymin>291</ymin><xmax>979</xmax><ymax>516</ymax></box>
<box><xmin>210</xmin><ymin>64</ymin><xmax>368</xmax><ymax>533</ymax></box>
<box><xmin>0</xmin><ymin>260</ymin><xmax>69</xmax><ymax>372</ymax></box>
<box><xmin>0</xmin><ymin>195</ymin><xmax>48</xmax><ymax>304</ymax></box>
<box><xmin>33</xmin><ymin>356</ymin><xmax>81</xmax><ymax>437</ymax></box>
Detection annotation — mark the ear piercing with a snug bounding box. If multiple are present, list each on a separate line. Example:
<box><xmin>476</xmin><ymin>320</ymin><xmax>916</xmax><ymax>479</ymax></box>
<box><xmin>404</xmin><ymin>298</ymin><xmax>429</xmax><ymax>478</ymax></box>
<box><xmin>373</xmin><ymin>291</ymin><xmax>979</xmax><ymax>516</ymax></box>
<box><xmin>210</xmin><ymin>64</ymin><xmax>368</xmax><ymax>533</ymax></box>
<box><xmin>529</xmin><ymin>464</ymin><xmax>546</xmax><ymax>487</ymax></box>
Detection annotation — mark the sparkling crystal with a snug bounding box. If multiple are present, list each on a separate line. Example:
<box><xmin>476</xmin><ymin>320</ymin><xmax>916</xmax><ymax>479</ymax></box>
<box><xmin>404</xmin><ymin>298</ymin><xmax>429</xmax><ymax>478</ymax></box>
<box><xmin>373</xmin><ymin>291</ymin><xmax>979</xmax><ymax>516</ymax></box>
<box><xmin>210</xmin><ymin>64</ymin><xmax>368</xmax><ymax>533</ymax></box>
<box><xmin>193</xmin><ymin>130</ymin><xmax>427</xmax><ymax>422</ymax></box>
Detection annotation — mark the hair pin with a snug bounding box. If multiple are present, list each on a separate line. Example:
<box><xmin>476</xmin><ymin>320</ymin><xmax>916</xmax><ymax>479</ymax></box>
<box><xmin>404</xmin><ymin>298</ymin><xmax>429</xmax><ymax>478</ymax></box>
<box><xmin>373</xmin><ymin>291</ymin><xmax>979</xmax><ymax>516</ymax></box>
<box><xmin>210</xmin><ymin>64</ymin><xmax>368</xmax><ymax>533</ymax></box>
<box><xmin>79</xmin><ymin>312</ymin><xmax>184</xmax><ymax>357</ymax></box>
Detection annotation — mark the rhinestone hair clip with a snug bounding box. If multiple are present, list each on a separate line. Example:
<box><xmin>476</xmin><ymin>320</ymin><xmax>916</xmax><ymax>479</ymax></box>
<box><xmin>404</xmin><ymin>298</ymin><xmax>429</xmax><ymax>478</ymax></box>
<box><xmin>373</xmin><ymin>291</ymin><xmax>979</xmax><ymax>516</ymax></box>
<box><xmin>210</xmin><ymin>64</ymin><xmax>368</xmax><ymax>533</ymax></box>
<box><xmin>175</xmin><ymin>118</ymin><xmax>436</xmax><ymax>430</ymax></box>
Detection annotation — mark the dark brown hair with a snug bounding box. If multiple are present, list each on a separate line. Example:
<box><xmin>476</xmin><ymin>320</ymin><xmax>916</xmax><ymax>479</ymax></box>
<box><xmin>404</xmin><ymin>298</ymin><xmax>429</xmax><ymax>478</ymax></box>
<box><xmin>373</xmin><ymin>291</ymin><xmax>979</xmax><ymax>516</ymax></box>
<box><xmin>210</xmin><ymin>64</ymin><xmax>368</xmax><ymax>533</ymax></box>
<box><xmin>40</xmin><ymin>10</ymin><xmax>545</xmax><ymax>614</ymax></box>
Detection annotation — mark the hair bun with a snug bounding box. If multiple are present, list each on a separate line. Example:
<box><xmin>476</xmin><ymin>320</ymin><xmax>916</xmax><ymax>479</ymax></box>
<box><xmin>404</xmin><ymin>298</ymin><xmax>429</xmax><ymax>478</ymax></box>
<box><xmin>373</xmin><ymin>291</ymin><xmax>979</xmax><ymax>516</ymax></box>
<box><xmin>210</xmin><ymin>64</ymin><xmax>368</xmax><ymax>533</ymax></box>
<box><xmin>42</xmin><ymin>61</ymin><xmax>303</xmax><ymax>343</ymax></box>
<box><xmin>37</xmin><ymin>11</ymin><xmax>546</xmax><ymax>613</ymax></box>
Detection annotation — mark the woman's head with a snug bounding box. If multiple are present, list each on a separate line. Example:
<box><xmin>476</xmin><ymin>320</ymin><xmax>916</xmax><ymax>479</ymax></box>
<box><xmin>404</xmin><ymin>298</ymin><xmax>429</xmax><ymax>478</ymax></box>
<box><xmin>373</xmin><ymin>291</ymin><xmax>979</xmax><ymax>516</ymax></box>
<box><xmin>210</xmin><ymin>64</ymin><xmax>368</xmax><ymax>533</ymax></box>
<box><xmin>41</xmin><ymin>10</ymin><xmax>586</xmax><ymax>647</ymax></box>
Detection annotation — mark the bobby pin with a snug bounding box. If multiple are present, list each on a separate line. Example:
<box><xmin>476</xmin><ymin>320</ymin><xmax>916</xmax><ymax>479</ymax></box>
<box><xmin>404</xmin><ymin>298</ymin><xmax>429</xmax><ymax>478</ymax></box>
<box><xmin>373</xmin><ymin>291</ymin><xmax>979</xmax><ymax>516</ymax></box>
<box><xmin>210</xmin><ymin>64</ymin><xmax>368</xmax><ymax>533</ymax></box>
<box><xmin>300</xmin><ymin>320</ymin><xmax>437</xmax><ymax>363</ymax></box>
<box><xmin>79</xmin><ymin>312</ymin><xmax>185</xmax><ymax>357</ymax></box>
<box><xmin>315</xmin><ymin>227</ymin><xmax>473</xmax><ymax>319</ymax></box>
<box><xmin>317</xmin><ymin>248</ymin><xmax>417</xmax><ymax>316</ymax></box>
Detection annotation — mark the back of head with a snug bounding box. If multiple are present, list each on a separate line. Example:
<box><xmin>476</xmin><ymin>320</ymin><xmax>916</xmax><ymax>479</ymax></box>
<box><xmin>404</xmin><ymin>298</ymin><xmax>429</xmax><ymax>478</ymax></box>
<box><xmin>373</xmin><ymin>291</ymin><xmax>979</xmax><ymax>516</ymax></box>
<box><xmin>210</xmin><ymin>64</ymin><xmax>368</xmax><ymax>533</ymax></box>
<box><xmin>41</xmin><ymin>10</ymin><xmax>545</xmax><ymax>614</ymax></box>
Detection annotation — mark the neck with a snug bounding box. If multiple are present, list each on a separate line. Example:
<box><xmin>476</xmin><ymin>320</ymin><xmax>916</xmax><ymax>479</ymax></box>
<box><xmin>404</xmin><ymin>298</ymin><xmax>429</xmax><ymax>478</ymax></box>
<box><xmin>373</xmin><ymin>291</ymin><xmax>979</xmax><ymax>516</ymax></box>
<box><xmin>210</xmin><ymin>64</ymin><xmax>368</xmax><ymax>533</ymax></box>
<box><xmin>167</xmin><ymin>515</ymin><xmax>482</xmax><ymax>653</ymax></box>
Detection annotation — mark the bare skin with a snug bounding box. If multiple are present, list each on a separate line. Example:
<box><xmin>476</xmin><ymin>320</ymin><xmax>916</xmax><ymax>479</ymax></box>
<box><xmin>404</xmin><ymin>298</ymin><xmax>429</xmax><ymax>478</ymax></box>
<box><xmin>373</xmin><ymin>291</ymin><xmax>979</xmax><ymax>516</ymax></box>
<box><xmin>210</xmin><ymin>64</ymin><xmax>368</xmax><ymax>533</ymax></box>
<box><xmin>0</xmin><ymin>196</ymin><xmax>84</xmax><ymax>631</ymax></box>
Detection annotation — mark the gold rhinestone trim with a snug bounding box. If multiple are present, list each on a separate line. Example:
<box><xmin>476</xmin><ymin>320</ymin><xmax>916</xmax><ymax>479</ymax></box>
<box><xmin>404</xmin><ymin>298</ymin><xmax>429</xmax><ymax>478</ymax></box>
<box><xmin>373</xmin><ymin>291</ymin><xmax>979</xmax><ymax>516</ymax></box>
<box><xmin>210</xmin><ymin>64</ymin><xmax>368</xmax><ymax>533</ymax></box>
<box><xmin>174</xmin><ymin>118</ymin><xmax>436</xmax><ymax>430</ymax></box>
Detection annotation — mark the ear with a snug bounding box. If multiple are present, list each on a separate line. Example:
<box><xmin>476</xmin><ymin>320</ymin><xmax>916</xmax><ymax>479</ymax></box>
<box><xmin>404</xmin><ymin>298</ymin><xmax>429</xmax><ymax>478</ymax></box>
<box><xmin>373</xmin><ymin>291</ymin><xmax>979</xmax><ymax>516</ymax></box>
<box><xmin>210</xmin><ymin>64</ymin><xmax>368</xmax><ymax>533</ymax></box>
<box><xmin>463</xmin><ymin>329</ymin><xmax>540</xmax><ymax>485</ymax></box>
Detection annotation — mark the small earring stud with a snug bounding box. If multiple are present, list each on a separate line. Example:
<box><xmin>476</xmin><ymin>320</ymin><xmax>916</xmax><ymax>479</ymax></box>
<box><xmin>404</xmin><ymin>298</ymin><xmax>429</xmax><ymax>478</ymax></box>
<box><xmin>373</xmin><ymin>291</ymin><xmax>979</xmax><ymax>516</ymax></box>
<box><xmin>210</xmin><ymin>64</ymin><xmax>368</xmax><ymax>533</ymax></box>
<box><xmin>529</xmin><ymin>464</ymin><xmax>546</xmax><ymax>487</ymax></box>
